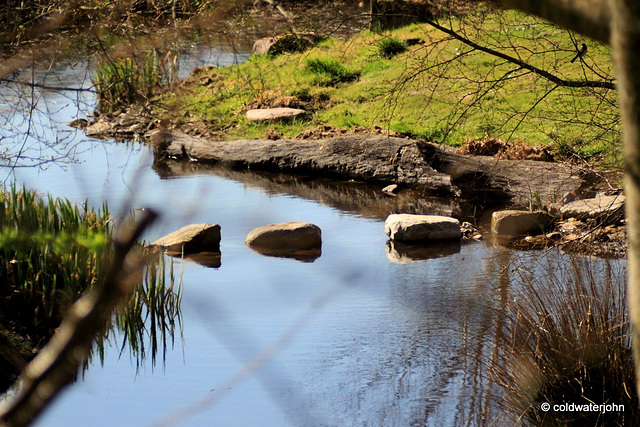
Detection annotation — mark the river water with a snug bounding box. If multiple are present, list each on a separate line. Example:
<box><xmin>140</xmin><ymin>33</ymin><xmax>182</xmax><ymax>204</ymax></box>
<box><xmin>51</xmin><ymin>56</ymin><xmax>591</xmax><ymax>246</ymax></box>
<box><xmin>0</xmin><ymin>38</ymin><xmax>626</xmax><ymax>426</ymax></box>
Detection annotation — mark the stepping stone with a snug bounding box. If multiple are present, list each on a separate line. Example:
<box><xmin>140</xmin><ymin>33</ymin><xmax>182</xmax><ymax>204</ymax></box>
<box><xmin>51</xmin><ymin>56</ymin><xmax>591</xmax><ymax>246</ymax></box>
<box><xmin>246</xmin><ymin>108</ymin><xmax>306</xmax><ymax>122</ymax></box>
<box><xmin>246</xmin><ymin>222</ymin><xmax>321</xmax><ymax>261</ymax></box>
<box><xmin>385</xmin><ymin>214</ymin><xmax>461</xmax><ymax>241</ymax></box>
<box><xmin>150</xmin><ymin>223</ymin><xmax>221</xmax><ymax>254</ymax></box>
<box><xmin>491</xmin><ymin>210</ymin><xmax>553</xmax><ymax>236</ymax></box>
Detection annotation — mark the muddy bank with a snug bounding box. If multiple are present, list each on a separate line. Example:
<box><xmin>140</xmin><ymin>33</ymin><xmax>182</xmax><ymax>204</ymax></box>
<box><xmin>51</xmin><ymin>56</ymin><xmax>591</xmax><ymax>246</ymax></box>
<box><xmin>155</xmin><ymin>131</ymin><xmax>595</xmax><ymax>209</ymax></box>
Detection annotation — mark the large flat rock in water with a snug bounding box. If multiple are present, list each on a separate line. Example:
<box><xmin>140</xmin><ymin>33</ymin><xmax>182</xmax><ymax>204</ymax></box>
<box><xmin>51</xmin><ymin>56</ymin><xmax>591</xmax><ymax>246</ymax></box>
<box><xmin>246</xmin><ymin>222</ymin><xmax>322</xmax><ymax>258</ymax></box>
<box><xmin>160</xmin><ymin>132</ymin><xmax>592</xmax><ymax>207</ymax></box>
<box><xmin>385</xmin><ymin>214</ymin><xmax>461</xmax><ymax>241</ymax></box>
<box><xmin>560</xmin><ymin>193</ymin><xmax>625</xmax><ymax>220</ymax></box>
<box><xmin>150</xmin><ymin>223</ymin><xmax>221</xmax><ymax>254</ymax></box>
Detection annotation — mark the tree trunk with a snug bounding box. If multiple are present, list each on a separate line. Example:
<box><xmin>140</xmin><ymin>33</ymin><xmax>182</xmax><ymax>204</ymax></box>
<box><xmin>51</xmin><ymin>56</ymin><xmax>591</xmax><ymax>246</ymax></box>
<box><xmin>474</xmin><ymin>0</ymin><xmax>640</xmax><ymax>403</ymax></box>
<box><xmin>610</xmin><ymin>0</ymin><xmax>640</xmax><ymax>402</ymax></box>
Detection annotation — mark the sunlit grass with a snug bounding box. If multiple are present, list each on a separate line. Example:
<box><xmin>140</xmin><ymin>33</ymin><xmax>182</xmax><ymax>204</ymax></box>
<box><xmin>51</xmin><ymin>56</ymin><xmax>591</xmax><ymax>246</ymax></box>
<box><xmin>161</xmin><ymin>10</ymin><xmax>619</xmax><ymax>166</ymax></box>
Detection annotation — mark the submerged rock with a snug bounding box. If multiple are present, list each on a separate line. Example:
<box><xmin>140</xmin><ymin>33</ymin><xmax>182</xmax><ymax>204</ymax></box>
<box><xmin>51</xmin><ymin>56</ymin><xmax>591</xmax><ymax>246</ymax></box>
<box><xmin>246</xmin><ymin>222</ymin><xmax>322</xmax><ymax>260</ymax></box>
<box><xmin>491</xmin><ymin>210</ymin><xmax>553</xmax><ymax>236</ymax></box>
<box><xmin>246</xmin><ymin>108</ymin><xmax>306</xmax><ymax>122</ymax></box>
<box><xmin>150</xmin><ymin>223</ymin><xmax>221</xmax><ymax>254</ymax></box>
<box><xmin>560</xmin><ymin>193</ymin><xmax>625</xmax><ymax>221</ymax></box>
<box><xmin>385</xmin><ymin>214</ymin><xmax>461</xmax><ymax>241</ymax></box>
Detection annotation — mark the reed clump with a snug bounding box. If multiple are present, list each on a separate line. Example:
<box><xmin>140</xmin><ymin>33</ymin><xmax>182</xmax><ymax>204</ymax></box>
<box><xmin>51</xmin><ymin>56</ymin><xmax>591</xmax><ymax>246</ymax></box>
<box><xmin>0</xmin><ymin>186</ymin><xmax>110</xmax><ymax>323</ymax></box>
<box><xmin>493</xmin><ymin>257</ymin><xmax>637</xmax><ymax>426</ymax></box>
<box><xmin>93</xmin><ymin>52</ymin><xmax>167</xmax><ymax>114</ymax></box>
<box><xmin>0</xmin><ymin>186</ymin><xmax>182</xmax><ymax>380</ymax></box>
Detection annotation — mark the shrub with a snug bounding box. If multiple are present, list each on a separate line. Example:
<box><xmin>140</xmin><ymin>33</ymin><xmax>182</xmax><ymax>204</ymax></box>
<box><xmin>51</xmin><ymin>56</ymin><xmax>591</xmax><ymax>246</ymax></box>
<box><xmin>305</xmin><ymin>57</ymin><xmax>360</xmax><ymax>85</ymax></box>
<box><xmin>378</xmin><ymin>37</ymin><xmax>407</xmax><ymax>58</ymax></box>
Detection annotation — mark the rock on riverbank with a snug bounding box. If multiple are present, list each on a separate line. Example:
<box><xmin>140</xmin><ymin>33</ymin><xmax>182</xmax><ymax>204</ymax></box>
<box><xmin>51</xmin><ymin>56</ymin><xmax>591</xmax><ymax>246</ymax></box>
<box><xmin>157</xmin><ymin>131</ymin><xmax>592</xmax><ymax>208</ymax></box>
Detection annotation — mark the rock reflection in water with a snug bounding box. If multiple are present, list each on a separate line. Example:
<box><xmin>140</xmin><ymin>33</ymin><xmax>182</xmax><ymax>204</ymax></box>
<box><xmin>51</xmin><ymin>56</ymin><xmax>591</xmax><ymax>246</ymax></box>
<box><xmin>152</xmin><ymin>160</ymin><xmax>462</xmax><ymax>220</ymax></box>
<box><xmin>247</xmin><ymin>246</ymin><xmax>322</xmax><ymax>262</ymax></box>
<box><xmin>386</xmin><ymin>240</ymin><xmax>462</xmax><ymax>263</ymax></box>
<box><xmin>165</xmin><ymin>250</ymin><xmax>222</xmax><ymax>268</ymax></box>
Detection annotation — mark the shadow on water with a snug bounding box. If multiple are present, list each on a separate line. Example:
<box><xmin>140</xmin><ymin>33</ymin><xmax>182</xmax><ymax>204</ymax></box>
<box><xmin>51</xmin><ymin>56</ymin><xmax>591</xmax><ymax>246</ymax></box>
<box><xmin>386</xmin><ymin>239</ymin><xmax>461</xmax><ymax>263</ymax></box>
<box><xmin>152</xmin><ymin>160</ymin><xmax>463</xmax><ymax>220</ymax></box>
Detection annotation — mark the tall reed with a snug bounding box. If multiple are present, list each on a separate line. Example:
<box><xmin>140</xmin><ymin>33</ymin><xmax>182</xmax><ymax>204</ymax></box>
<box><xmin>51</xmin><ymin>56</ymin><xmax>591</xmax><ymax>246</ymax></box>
<box><xmin>0</xmin><ymin>186</ymin><xmax>182</xmax><ymax>373</ymax></box>
<box><xmin>93</xmin><ymin>51</ymin><xmax>167</xmax><ymax>114</ymax></box>
<box><xmin>0</xmin><ymin>185</ymin><xmax>110</xmax><ymax>322</ymax></box>
<box><xmin>492</xmin><ymin>256</ymin><xmax>636</xmax><ymax>426</ymax></box>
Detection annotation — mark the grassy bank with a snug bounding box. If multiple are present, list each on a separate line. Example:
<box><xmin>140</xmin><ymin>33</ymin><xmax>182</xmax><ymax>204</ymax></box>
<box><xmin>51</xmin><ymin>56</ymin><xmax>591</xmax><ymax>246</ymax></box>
<box><xmin>159</xmin><ymin>10</ymin><xmax>620</xmax><ymax>166</ymax></box>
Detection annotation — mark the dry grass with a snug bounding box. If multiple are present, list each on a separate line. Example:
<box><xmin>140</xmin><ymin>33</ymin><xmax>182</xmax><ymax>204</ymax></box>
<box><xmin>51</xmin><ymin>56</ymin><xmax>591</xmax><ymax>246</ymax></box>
<box><xmin>492</xmin><ymin>256</ymin><xmax>637</xmax><ymax>426</ymax></box>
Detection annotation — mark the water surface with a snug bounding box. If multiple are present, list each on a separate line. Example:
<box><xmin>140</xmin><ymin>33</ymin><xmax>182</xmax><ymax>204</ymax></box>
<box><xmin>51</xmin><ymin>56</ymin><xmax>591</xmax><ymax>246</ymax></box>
<box><xmin>0</xmin><ymin>38</ymin><xmax>626</xmax><ymax>427</ymax></box>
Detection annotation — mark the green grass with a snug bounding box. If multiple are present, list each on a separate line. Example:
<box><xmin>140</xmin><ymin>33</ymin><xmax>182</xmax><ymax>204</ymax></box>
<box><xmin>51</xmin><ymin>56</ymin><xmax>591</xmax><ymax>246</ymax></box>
<box><xmin>304</xmin><ymin>57</ymin><xmax>361</xmax><ymax>86</ymax></box>
<box><xmin>0</xmin><ymin>186</ymin><xmax>182</xmax><ymax>366</ymax></box>
<box><xmin>159</xmin><ymin>10</ymin><xmax>620</xmax><ymax>166</ymax></box>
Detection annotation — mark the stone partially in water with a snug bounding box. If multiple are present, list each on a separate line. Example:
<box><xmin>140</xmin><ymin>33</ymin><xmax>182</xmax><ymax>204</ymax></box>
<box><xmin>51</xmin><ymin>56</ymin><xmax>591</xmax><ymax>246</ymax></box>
<box><xmin>560</xmin><ymin>193</ymin><xmax>625</xmax><ymax>221</ymax></box>
<box><xmin>68</xmin><ymin>118</ymin><xmax>90</xmax><ymax>129</ymax></box>
<box><xmin>246</xmin><ymin>108</ymin><xmax>306</xmax><ymax>122</ymax></box>
<box><xmin>491</xmin><ymin>210</ymin><xmax>553</xmax><ymax>236</ymax></box>
<box><xmin>150</xmin><ymin>223</ymin><xmax>221</xmax><ymax>254</ymax></box>
<box><xmin>384</xmin><ymin>214</ymin><xmax>461</xmax><ymax>241</ymax></box>
<box><xmin>382</xmin><ymin>184</ymin><xmax>399</xmax><ymax>195</ymax></box>
<box><xmin>246</xmin><ymin>222</ymin><xmax>322</xmax><ymax>260</ymax></box>
<box><xmin>253</xmin><ymin>34</ymin><xmax>319</xmax><ymax>56</ymax></box>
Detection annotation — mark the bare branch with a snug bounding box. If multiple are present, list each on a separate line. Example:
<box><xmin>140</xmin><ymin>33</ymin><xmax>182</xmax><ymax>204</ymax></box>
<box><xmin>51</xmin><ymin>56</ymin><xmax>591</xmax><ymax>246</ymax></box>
<box><xmin>484</xmin><ymin>0</ymin><xmax>610</xmax><ymax>45</ymax></box>
<box><xmin>424</xmin><ymin>16</ymin><xmax>616</xmax><ymax>90</ymax></box>
<box><xmin>0</xmin><ymin>78</ymin><xmax>95</xmax><ymax>93</ymax></box>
